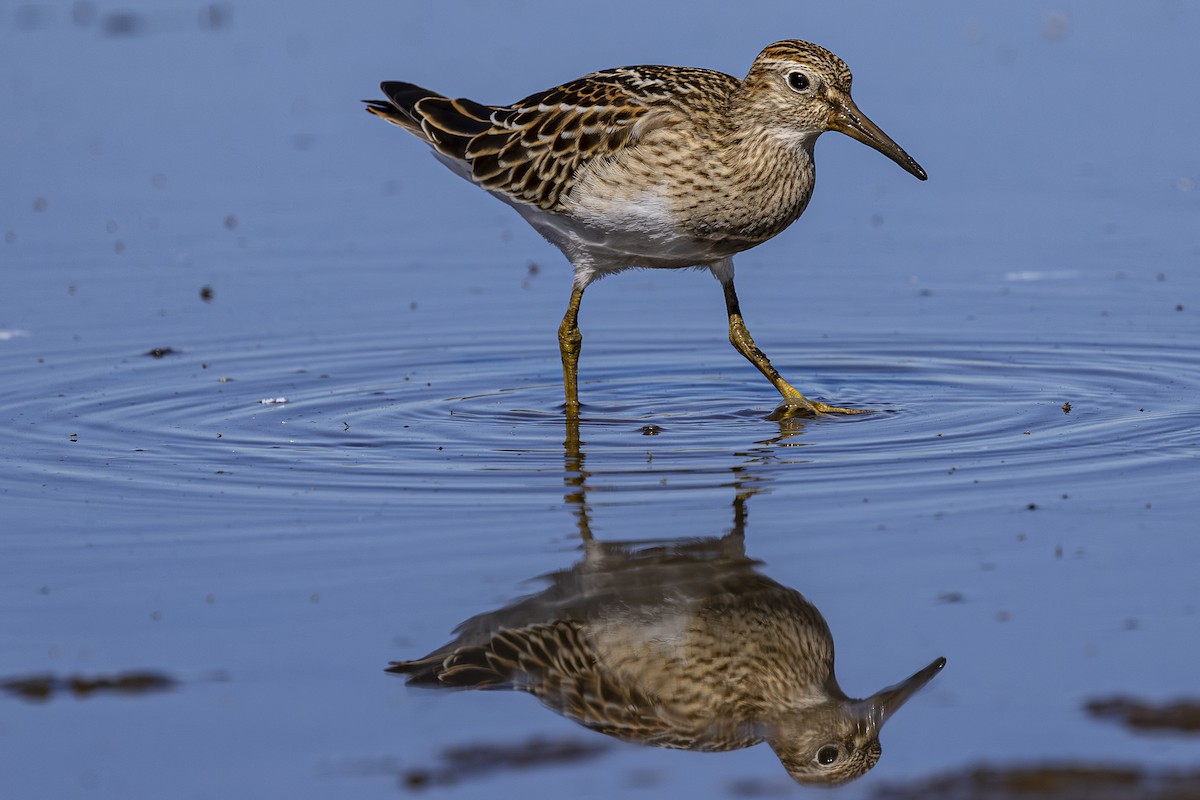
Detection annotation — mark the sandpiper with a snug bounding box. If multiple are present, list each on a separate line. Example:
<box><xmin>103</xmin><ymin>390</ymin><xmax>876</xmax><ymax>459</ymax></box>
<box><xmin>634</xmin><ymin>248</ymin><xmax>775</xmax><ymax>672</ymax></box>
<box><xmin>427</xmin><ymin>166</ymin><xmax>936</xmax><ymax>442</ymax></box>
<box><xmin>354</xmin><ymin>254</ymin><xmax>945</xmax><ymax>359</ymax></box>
<box><xmin>366</xmin><ymin>40</ymin><xmax>926</xmax><ymax>416</ymax></box>
<box><xmin>388</xmin><ymin>534</ymin><xmax>945</xmax><ymax>785</ymax></box>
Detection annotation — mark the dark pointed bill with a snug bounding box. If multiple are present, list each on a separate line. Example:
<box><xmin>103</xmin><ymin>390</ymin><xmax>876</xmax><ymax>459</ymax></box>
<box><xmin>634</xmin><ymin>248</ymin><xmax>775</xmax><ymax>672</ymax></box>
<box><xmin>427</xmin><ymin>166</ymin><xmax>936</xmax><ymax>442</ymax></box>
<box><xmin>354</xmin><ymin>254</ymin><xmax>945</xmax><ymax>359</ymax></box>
<box><xmin>866</xmin><ymin>655</ymin><xmax>946</xmax><ymax>729</ymax></box>
<box><xmin>831</xmin><ymin>99</ymin><xmax>927</xmax><ymax>181</ymax></box>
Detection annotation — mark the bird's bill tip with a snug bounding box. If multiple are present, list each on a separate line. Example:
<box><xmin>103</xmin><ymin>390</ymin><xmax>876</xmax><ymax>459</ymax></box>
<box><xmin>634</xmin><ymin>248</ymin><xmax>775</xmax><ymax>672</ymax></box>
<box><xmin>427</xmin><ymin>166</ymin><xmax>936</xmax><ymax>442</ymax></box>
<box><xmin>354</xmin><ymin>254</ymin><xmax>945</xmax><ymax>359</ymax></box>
<box><xmin>866</xmin><ymin>655</ymin><xmax>946</xmax><ymax>728</ymax></box>
<box><xmin>831</xmin><ymin>101</ymin><xmax>927</xmax><ymax>181</ymax></box>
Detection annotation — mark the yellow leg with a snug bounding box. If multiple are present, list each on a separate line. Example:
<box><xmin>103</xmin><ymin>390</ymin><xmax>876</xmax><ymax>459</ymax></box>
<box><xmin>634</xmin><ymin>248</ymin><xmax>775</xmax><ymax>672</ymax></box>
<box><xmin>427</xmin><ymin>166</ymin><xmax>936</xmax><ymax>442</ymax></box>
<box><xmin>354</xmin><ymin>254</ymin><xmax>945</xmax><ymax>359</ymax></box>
<box><xmin>558</xmin><ymin>285</ymin><xmax>584</xmax><ymax>414</ymax></box>
<box><xmin>722</xmin><ymin>280</ymin><xmax>868</xmax><ymax>416</ymax></box>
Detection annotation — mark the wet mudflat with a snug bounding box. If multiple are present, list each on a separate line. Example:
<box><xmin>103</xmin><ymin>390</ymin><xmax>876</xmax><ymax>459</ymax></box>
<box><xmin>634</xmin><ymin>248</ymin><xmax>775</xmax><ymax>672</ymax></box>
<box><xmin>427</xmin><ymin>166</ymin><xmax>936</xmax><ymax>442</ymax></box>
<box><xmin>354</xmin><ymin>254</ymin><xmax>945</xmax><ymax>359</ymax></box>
<box><xmin>2</xmin><ymin>3</ymin><xmax>1199</xmax><ymax>799</ymax></box>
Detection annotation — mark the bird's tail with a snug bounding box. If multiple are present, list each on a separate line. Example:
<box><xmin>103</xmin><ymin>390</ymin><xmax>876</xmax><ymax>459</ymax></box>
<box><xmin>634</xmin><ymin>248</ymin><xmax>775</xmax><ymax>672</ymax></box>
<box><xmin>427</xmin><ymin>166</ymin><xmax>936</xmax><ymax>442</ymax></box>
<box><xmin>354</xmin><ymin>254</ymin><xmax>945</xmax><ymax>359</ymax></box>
<box><xmin>363</xmin><ymin>82</ymin><xmax>444</xmax><ymax>138</ymax></box>
<box><xmin>364</xmin><ymin>82</ymin><xmax>498</xmax><ymax>159</ymax></box>
<box><xmin>384</xmin><ymin>653</ymin><xmax>447</xmax><ymax>684</ymax></box>
<box><xmin>385</xmin><ymin>623</ymin><xmax>580</xmax><ymax>690</ymax></box>
<box><xmin>385</xmin><ymin>645</ymin><xmax>512</xmax><ymax>689</ymax></box>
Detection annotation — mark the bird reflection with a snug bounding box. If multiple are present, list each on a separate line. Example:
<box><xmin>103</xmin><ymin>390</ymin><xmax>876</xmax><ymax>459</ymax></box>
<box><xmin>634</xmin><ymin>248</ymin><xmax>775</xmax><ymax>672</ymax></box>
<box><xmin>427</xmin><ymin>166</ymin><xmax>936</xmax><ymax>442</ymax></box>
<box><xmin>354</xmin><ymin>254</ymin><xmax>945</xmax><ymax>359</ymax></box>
<box><xmin>389</xmin><ymin>429</ymin><xmax>944</xmax><ymax>785</ymax></box>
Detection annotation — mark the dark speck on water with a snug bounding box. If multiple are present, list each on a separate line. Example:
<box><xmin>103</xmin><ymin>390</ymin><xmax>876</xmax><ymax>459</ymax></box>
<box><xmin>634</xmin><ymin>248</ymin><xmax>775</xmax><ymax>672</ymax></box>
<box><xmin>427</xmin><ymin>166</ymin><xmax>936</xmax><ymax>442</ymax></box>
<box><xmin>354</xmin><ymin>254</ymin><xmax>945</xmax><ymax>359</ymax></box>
<box><xmin>198</xmin><ymin>3</ymin><xmax>232</xmax><ymax>31</ymax></box>
<box><xmin>102</xmin><ymin>11</ymin><xmax>145</xmax><ymax>37</ymax></box>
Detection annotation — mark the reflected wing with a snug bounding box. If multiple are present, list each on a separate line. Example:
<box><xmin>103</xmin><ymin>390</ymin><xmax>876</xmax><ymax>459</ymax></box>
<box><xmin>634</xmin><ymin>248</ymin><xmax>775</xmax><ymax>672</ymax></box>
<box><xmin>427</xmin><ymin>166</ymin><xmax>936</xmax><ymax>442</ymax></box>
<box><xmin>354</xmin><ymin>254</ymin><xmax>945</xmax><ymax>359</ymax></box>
<box><xmin>388</xmin><ymin>620</ymin><xmax>744</xmax><ymax>750</ymax></box>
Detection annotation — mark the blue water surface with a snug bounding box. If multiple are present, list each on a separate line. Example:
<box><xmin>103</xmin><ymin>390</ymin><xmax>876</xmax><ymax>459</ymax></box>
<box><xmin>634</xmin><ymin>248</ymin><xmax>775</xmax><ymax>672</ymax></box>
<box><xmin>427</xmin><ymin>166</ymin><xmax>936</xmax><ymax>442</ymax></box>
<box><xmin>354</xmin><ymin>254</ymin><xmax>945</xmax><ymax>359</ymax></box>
<box><xmin>2</xmin><ymin>3</ymin><xmax>1199</xmax><ymax>798</ymax></box>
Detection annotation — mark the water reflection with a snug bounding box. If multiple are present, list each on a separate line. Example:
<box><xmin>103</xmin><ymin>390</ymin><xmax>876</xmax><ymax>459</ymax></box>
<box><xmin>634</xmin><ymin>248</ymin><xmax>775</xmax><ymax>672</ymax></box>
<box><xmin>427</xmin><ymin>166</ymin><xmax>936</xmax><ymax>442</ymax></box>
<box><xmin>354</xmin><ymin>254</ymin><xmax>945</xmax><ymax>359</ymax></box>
<box><xmin>391</xmin><ymin>418</ymin><xmax>944</xmax><ymax>786</ymax></box>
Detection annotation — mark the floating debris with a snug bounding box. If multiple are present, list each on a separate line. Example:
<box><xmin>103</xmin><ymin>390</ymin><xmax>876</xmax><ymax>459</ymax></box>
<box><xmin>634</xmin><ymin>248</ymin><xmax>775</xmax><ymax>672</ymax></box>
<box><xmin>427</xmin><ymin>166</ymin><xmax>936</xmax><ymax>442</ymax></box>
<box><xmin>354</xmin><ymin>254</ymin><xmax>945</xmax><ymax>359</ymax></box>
<box><xmin>403</xmin><ymin>737</ymin><xmax>610</xmax><ymax>790</ymax></box>
<box><xmin>1085</xmin><ymin>696</ymin><xmax>1200</xmax><ymax>734</ymax></box>
<box><xmin>875</xmin><ymin>762</ymin><xmax>1200</xmax><ymax>800</ymax></box>
<box><xmin>2</xmin><ymin>671</ymin><xmax>177</xmax><ymax>703</ymax></box>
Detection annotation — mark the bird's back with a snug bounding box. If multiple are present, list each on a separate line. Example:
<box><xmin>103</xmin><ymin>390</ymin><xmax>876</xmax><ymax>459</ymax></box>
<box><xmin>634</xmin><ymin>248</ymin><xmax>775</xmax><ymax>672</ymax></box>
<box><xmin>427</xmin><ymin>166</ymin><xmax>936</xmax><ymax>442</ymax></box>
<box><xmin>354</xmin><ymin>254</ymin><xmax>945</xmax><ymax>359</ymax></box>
<box><xmin>366</xmin><ymin>65</ymin><xmax>738</xmax><ymax>213</ymax></box>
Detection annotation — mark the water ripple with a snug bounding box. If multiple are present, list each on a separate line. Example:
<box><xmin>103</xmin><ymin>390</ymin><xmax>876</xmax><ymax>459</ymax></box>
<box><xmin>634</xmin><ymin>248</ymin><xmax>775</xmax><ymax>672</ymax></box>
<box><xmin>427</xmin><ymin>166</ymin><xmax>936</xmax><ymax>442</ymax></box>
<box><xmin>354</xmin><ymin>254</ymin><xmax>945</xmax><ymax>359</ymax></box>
<box><xmin>2</xmin><ymin>329</ymin><xmax>1197</xmax><ymax>515</ymax></box>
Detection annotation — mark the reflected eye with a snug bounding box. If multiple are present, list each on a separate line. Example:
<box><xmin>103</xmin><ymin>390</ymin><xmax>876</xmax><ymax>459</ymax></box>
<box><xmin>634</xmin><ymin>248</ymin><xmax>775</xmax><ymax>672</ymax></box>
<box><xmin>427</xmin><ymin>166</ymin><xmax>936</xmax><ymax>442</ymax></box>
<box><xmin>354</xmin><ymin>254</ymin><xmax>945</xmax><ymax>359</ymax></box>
<box><xmin>815</xmin><ymin>745</ymin><xmax>840</xmax><ymax>766</ymax></box>
<box><xmin>787</xmin><ymin>71</ymin><xmax>811</xmax><ymax>92</ymax></box>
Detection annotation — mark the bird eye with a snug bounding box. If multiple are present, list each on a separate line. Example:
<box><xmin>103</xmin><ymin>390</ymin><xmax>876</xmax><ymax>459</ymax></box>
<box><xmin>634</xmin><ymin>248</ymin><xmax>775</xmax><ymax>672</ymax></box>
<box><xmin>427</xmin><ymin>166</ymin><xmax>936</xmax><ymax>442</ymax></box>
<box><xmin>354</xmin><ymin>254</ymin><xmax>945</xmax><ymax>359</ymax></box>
<box><xmin>815</xmin><ymin>745</ymin><xmax>840</xmax><ymax>766</ymax></box>
<box><xmin>787</xmin><ymin>71</ymin><xmax>811</xmax><ymax>92</ymax></box>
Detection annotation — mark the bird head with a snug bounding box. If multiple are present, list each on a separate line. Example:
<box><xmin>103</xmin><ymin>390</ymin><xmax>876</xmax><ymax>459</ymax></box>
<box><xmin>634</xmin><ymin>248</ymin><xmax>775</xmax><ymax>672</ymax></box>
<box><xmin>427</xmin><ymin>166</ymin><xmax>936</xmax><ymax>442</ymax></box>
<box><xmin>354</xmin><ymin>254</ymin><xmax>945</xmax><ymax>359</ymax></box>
<box><xmin>742</xmin><ymin>39</ymin><xmax>927</xmax><ymax>181</ymax></box>
<box><xmin>766</xmin><ymin>656</ymin><xmax>945</xmax><ymax>785</ymax></box>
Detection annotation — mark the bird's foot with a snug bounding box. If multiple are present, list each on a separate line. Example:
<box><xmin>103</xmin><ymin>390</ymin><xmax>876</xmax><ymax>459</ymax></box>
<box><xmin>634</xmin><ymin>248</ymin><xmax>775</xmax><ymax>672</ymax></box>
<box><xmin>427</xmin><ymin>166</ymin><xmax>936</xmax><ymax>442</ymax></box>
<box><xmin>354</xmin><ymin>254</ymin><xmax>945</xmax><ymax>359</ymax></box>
<box><xmin>767</xmin><ymin>394</ymin><xmax>873</xmax><ymax>420</ymax></box>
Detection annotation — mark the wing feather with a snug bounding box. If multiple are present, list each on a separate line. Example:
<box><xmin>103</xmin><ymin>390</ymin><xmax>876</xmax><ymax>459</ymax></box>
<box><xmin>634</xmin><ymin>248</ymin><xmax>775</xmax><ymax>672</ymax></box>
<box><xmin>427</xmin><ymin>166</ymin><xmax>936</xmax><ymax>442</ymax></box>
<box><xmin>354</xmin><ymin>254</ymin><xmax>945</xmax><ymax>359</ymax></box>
<box><xmin>366</xmin><ymin>65</ymin><xmax>737</xmax><ymax>211</ymax></box>
<box><xmin>388</xmin><ymin>620</ymin><xmax>711</xmax><ymax>747</ymax></box>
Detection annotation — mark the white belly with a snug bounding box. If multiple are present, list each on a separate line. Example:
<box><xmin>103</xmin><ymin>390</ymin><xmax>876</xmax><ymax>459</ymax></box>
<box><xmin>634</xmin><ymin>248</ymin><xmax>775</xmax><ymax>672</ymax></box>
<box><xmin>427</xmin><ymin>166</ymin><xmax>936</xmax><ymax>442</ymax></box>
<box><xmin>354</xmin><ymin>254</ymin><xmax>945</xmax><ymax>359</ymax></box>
<box><xmin>517</xmin><ymin>187</ymin><xmax>736</xmax><ymax>274</ymax></box>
